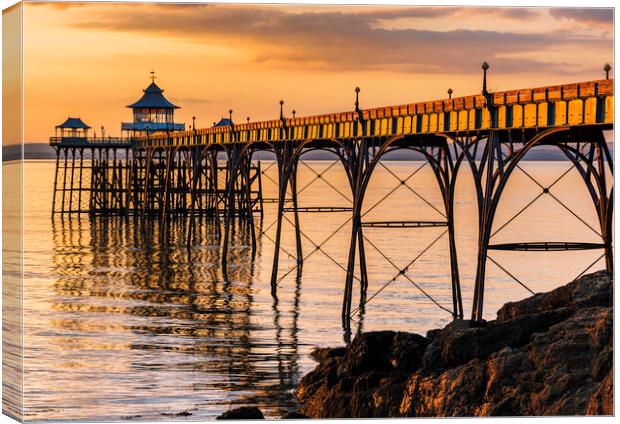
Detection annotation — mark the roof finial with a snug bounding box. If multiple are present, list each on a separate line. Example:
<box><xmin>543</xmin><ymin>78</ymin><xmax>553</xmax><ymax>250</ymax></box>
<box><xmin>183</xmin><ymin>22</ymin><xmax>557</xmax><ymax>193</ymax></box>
<box><xmin>150</xmin><ymin>70</ymin><xmax>157</xmax><ymax>83</ymax></box>
<box><xmin>447</xmin><ymin>88</ymin><xmax>453</xmax><ymax>99</ymax></box>
<box><xmin>604</xmin><ymin>63</ymin><xmax>611</xmax><ymax>80</ymax></box>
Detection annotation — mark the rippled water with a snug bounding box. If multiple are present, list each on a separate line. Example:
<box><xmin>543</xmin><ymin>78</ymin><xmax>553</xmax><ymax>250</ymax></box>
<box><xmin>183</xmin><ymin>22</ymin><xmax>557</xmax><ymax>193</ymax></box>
<box><xmin>8</xmin><ymin>159</ymin><xmax>608</xmax><ymax>421</ymax></box>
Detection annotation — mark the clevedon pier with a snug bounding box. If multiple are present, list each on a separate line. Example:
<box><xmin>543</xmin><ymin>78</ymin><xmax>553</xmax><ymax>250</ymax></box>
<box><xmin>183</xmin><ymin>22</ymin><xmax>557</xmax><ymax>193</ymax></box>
<box><xmin>50</xmin><ymin>64</ymin><xmax>614</xmax><ymax>330</ymax></box>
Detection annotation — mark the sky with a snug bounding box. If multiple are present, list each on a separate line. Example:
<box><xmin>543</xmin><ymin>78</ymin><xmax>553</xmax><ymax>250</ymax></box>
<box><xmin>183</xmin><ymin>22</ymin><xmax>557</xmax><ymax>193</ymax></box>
<box><xmin>19</xmin><ymin>2</ymin><xmax>614</xmax><ymax>143</ymax></box>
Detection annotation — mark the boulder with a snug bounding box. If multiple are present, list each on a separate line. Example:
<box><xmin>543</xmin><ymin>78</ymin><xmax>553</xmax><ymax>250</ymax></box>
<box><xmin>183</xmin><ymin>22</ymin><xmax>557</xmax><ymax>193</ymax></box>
<box><xmin>216</xmin><ymin>406</ymin><xmax>265</xmax><ymax>420</ymax></box>
<box><xmin>296</xmin><ymin>272</ymin><xmax>613</xmax><ymax>418</ymax></box>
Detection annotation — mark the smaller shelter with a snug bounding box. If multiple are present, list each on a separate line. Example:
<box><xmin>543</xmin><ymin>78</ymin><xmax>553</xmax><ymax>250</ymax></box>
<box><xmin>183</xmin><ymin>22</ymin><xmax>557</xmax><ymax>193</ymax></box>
<box><xmin>55</xmin><ymin>117</ymin><xmax>91</xmax><ymax>142</ymax></box>
<box><xmin>213</xmin><ymin>118</ymin><xmax>234</xmax><ymax>127</ymax></box>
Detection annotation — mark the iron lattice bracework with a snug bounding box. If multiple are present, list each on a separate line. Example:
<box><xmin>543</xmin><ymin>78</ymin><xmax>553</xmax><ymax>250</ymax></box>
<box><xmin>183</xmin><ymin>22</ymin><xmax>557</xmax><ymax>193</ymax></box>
<box><xmin>51</xmin><ymin>66</ymin><xmax>615</xmax><ymax>332</ymax></box>
<box><xmin>337</xmin><ymin>134</ymin><xmax>464</xmax><ymax>327</ymax></box>
<box><xmin>457</xmin><ymin>127</ymin><xmax>613</xmax><ymax>322</ymax></box>
<box><xmin>52</xmin><ymin>146</ymin><xmax>132</xmax><ymax>215</ymax></box>
<box><xmin>52</xmin><ymin>142</ymin><xmax>264</xmax><ymax>223</ymax></box>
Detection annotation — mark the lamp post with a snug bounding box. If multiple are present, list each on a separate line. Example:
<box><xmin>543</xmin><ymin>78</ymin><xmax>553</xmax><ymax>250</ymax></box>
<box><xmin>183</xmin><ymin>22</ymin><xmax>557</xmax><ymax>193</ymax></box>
<box><xmin>604</xmin><ymin>63</ymin><xmax>611</xmax><ymax>80</ymax></box>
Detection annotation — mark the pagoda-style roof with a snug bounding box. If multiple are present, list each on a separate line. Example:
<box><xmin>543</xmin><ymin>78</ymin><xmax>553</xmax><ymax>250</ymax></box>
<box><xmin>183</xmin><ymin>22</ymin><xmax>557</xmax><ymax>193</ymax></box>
<box><xmin>56</xmin><ymin>117</ymin><xmax>91</xmax><ymax>129</ymax></box>
<box><xmin>214</xmin><ymin>118</ymin><xmax>234</xmax><ymax>127</ymax></box>
<box><xmin>127</xmin><ymin>81</ymin><xmax>179</xmax><ymax>109</ymax></box>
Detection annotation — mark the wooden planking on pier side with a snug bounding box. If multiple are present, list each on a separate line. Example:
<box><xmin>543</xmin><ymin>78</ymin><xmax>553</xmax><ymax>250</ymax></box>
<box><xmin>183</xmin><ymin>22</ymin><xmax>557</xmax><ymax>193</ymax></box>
<box><xmin>135</xmin><ymin>79</ymin><xmax>614</xmax><ymax>148</ymax></box>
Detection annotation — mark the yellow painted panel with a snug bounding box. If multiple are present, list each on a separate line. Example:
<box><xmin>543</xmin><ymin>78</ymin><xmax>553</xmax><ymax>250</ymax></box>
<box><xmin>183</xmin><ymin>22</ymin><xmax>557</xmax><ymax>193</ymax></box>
<box><xmin>537</xmin><ymin>103</ymin><xmax>548</xmax><ymax>127</ymax></box>
<box><xmin>422</xmin><ymin>114</ymin><xmax>429</xmax><ymax>133</ymax></box>
<box><xmin>524</xmin><ymin>104</ymin><xmax>537</xmax><ymax>127</ymax></box>
<box><xmin>497</xmin><ymin>106</ymin><xmax>506</xmax><ymax>128</ymax></box>
<box><xmin>381</xmin><ymin>119</ymin><xmax>389</xmax><ymax>136</ymax></box>
<box><xmin>438</xmin><ymin>113</ymin><xmax>445</xmax><ymax>131</ymax></box>
<box><xmin>584</xmin><ymin>98</ymin><xmax>597</xmax><ymax>124</ymax></box>
<box><xmin>555</xmin><ymin>101</ymin><xmax>567</xmax><ymax>125</ymax></box>
<box><xmin>458</xmin><ymin>111</ymin><xmax>468</xmax><ymax>130</ymax></box>
<box><xmin>410</xmin><ymin>116</ymin><xmax>417</xmax><ymax>134</ymax></box>
<box><xmin>325</xmin><ymin>124</ymin><xmax>332</xmax><ymax>138</ymax></box>
<box><xmin>512</xmin><ymin>105</ymin><xmax>523</xmax><ymax>127</ymax></box>
<box><xmin>449</xmin><ymin>112</ymin><xmax>458</xmax><ymax>131</ymax></box>
<box><xmin>468</xmin><ymin>110</ymin><xmax>476</xmax><ymax>129</ymax></box>
<box><xmin>568</xmin><ymin>99</ymin><xmax>583</xmax><ymax>125</ymax></box>
<box><xmin>481</xmin><ymin>109</ymin><xmax>491</xmax><ymax>129</ymax></box>
<box><xmin>605</xmin><ymin>96</ymin><xmax>614</xmax><ymax>123</ymax></box>
<box><xmin>429</xmin><ymin>113</ymin><xmax>438</xmax><ymax>132</ymax></box>
<box><xmin>403</xmin><ymin>116</ymin><xmax>412</xmax><ymax>134</ymax></box>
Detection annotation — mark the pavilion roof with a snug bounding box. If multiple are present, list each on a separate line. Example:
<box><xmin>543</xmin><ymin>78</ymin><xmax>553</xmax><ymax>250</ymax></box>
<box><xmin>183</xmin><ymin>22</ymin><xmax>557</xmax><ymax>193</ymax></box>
<box><xmin>127</xmin><ymin>82</ymin><xmax>179</xmax><ymax>109</ymax></box>
<box><xmin>56</xmin><ymin>117</ymin><xmax>91</xmax><ymax>129</ymax></box>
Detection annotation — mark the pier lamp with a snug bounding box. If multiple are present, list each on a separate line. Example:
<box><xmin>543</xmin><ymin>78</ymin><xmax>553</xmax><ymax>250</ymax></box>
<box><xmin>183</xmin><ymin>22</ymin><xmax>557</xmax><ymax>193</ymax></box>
<box><xmin>292</xmin><ymin>110</ymin><xmax>296</xmax><ymax>118</ymax></box>
<box><xmin>354</xmin><ymin>87</ymin><xmax>361</xmax><ymax>112</ymax></box>
<box><xmin>279</xmin><ymin>100</ymin><xmax>285</xmax><ymax>120</ymax></box>
<box><xmin>192</xmin><ymin>116</ymin><xmax>196</xmax><ymax>131</ymax></box>
<box><xmin>447</xmin><ymin>88</ymin><xmax>453</xmax><ymax>99</ymax></box>
<box><xmin>229</xmin><ymin>109</ymin><xmax>233</xmax><ymax>123</ymax></box>
<box><xmin>482</xmin><ymin>62</ymin><xmax>490</xmax><ymax>94</ymax></box>
<box><xmin>604</xmin><ymin>63</ymin><xmax>611</xmax><ymax>80</ymax></box>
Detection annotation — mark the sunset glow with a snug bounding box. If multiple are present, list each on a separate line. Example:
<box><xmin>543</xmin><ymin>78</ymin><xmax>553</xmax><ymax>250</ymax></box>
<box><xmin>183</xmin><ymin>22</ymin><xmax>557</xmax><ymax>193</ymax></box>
<box><xmin>22</xmin><ymin>2</ymin><xmax>613</xmax><ymax>143</ymax></box>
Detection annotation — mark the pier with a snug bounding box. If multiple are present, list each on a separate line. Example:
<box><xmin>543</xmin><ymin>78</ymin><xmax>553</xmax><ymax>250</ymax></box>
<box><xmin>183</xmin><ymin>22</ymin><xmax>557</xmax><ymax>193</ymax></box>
<box><xmin>50</xmin><ymin>64</ymin><xmax>614</xmax><ymax>329</ymax></box>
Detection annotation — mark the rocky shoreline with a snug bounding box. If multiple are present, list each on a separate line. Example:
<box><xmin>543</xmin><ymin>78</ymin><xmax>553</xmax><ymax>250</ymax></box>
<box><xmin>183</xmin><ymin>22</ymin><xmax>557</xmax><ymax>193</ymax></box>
<box><xmin>294</xmin><ymin>271</ymin><xmax>613</xmax><ymax>417</ymax></box>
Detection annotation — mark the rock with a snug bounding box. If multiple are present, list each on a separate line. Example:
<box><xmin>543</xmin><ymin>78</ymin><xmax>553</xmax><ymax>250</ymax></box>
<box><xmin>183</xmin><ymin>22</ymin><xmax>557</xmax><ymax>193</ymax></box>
<box><xmin>496</xmin><ymin>270</ymin><xmax>612</xmax><ymax>321</ymax></box>
<box><xmin>296</xmin><ymin>271</ymin><xmax>613</xmax><ymax>418</ymax></box>
<box><xmin>216</xmin><ymin>407</ymin><xmax>265</xmax><ymax>420</ymax></box>
<box><xmin>176</xmin><ymin>411</ymin><xmax>192</xmax><ymax>417</ymax></box>
<box><xmin>310</xmin><ymin>347</ymin><xmax>346</xmax><ymax>363</ymax></box>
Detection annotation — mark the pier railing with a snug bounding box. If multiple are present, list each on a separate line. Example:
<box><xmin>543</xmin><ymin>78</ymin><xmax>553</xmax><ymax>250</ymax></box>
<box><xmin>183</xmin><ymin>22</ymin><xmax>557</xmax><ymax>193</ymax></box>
<box><xmin>49</xmin><ymin>136</ymin><xmax>131</xmax><ymax>146</ymax></box>
<box><xmin>132</xmin><ymin>78</ymin><xmax>613</xmax><ymax>148</ymax></box>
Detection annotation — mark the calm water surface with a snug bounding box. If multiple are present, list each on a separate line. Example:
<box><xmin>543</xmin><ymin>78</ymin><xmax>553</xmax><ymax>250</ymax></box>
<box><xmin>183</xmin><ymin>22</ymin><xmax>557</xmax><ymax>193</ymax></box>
<box><xmin>15</xmin><ymin>159</ymin><xmax>606</xmax><ymax>421</ymax></box>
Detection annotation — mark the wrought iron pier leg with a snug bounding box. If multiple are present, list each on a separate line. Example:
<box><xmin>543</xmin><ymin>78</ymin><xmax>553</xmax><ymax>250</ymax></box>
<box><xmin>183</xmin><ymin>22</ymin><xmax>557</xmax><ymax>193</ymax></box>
<box><xmin>270</xmin><ymin>145</ymin><xmax>293</xmax><ymax>290</ymax></box>
<box><xmin>51</xmin><ymin>147</ymin><xmax>60</xmax><ymax>216</ymax></box>
<box><xmin>222</xmin><ymin>148</ymin><xmax>239</xmax><ymax>267</ymax></box>
<box><xmin>210</xmin><ymin>151</ymin><xmax>222</xmax><ymax>237</ymax></box>
<box><xmin>60</xmin><ymin>148</ymin><xmax>69</xmax><ymax>213</ymax></box>
<box><xmin>187</xmin><ymin>147</ymin><xmax>202</xmax><ymax>250</ymax></box>
<box><xmin>594</xmin><ymin>133</ymin><xmax>614</xmax><ymax>273</ymax></box>
<box><xmin>289</xmin><ymin>160</ymin><xmax>303</xmax><ymax>265</ymax></box>
<box><xmin>343</xmin><ymin>140</ymin><xmax>367</xmax><ymax>325</ymax></box>
<box><xmin>357</xmin><ymin>224</ymin><xmax>368</xmax><ymax>303</ymax></box>
<box><xmin>472</xmin><ymin>133</ymin><xmax>496</xmax><ymax>322</ymax></box>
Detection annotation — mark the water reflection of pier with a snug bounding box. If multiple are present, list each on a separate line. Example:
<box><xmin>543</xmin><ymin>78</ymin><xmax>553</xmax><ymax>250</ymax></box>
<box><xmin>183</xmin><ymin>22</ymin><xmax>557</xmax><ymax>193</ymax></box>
<box><xmin>50</xmin><ymin>216</ymin><xmax>302</xmax><ymax>416</ymax></box>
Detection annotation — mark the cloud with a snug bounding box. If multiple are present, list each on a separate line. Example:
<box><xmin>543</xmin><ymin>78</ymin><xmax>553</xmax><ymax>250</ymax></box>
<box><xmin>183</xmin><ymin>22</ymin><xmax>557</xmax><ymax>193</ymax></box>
<box><xmin>54</xmin><ymin>4</ymin><xmax>613</xmax><ymax>74</ymax></box>
<box><xmin>549</xmin><ymin>8</ymin><xmax>613</xmax><ymax>26</ymax></box>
